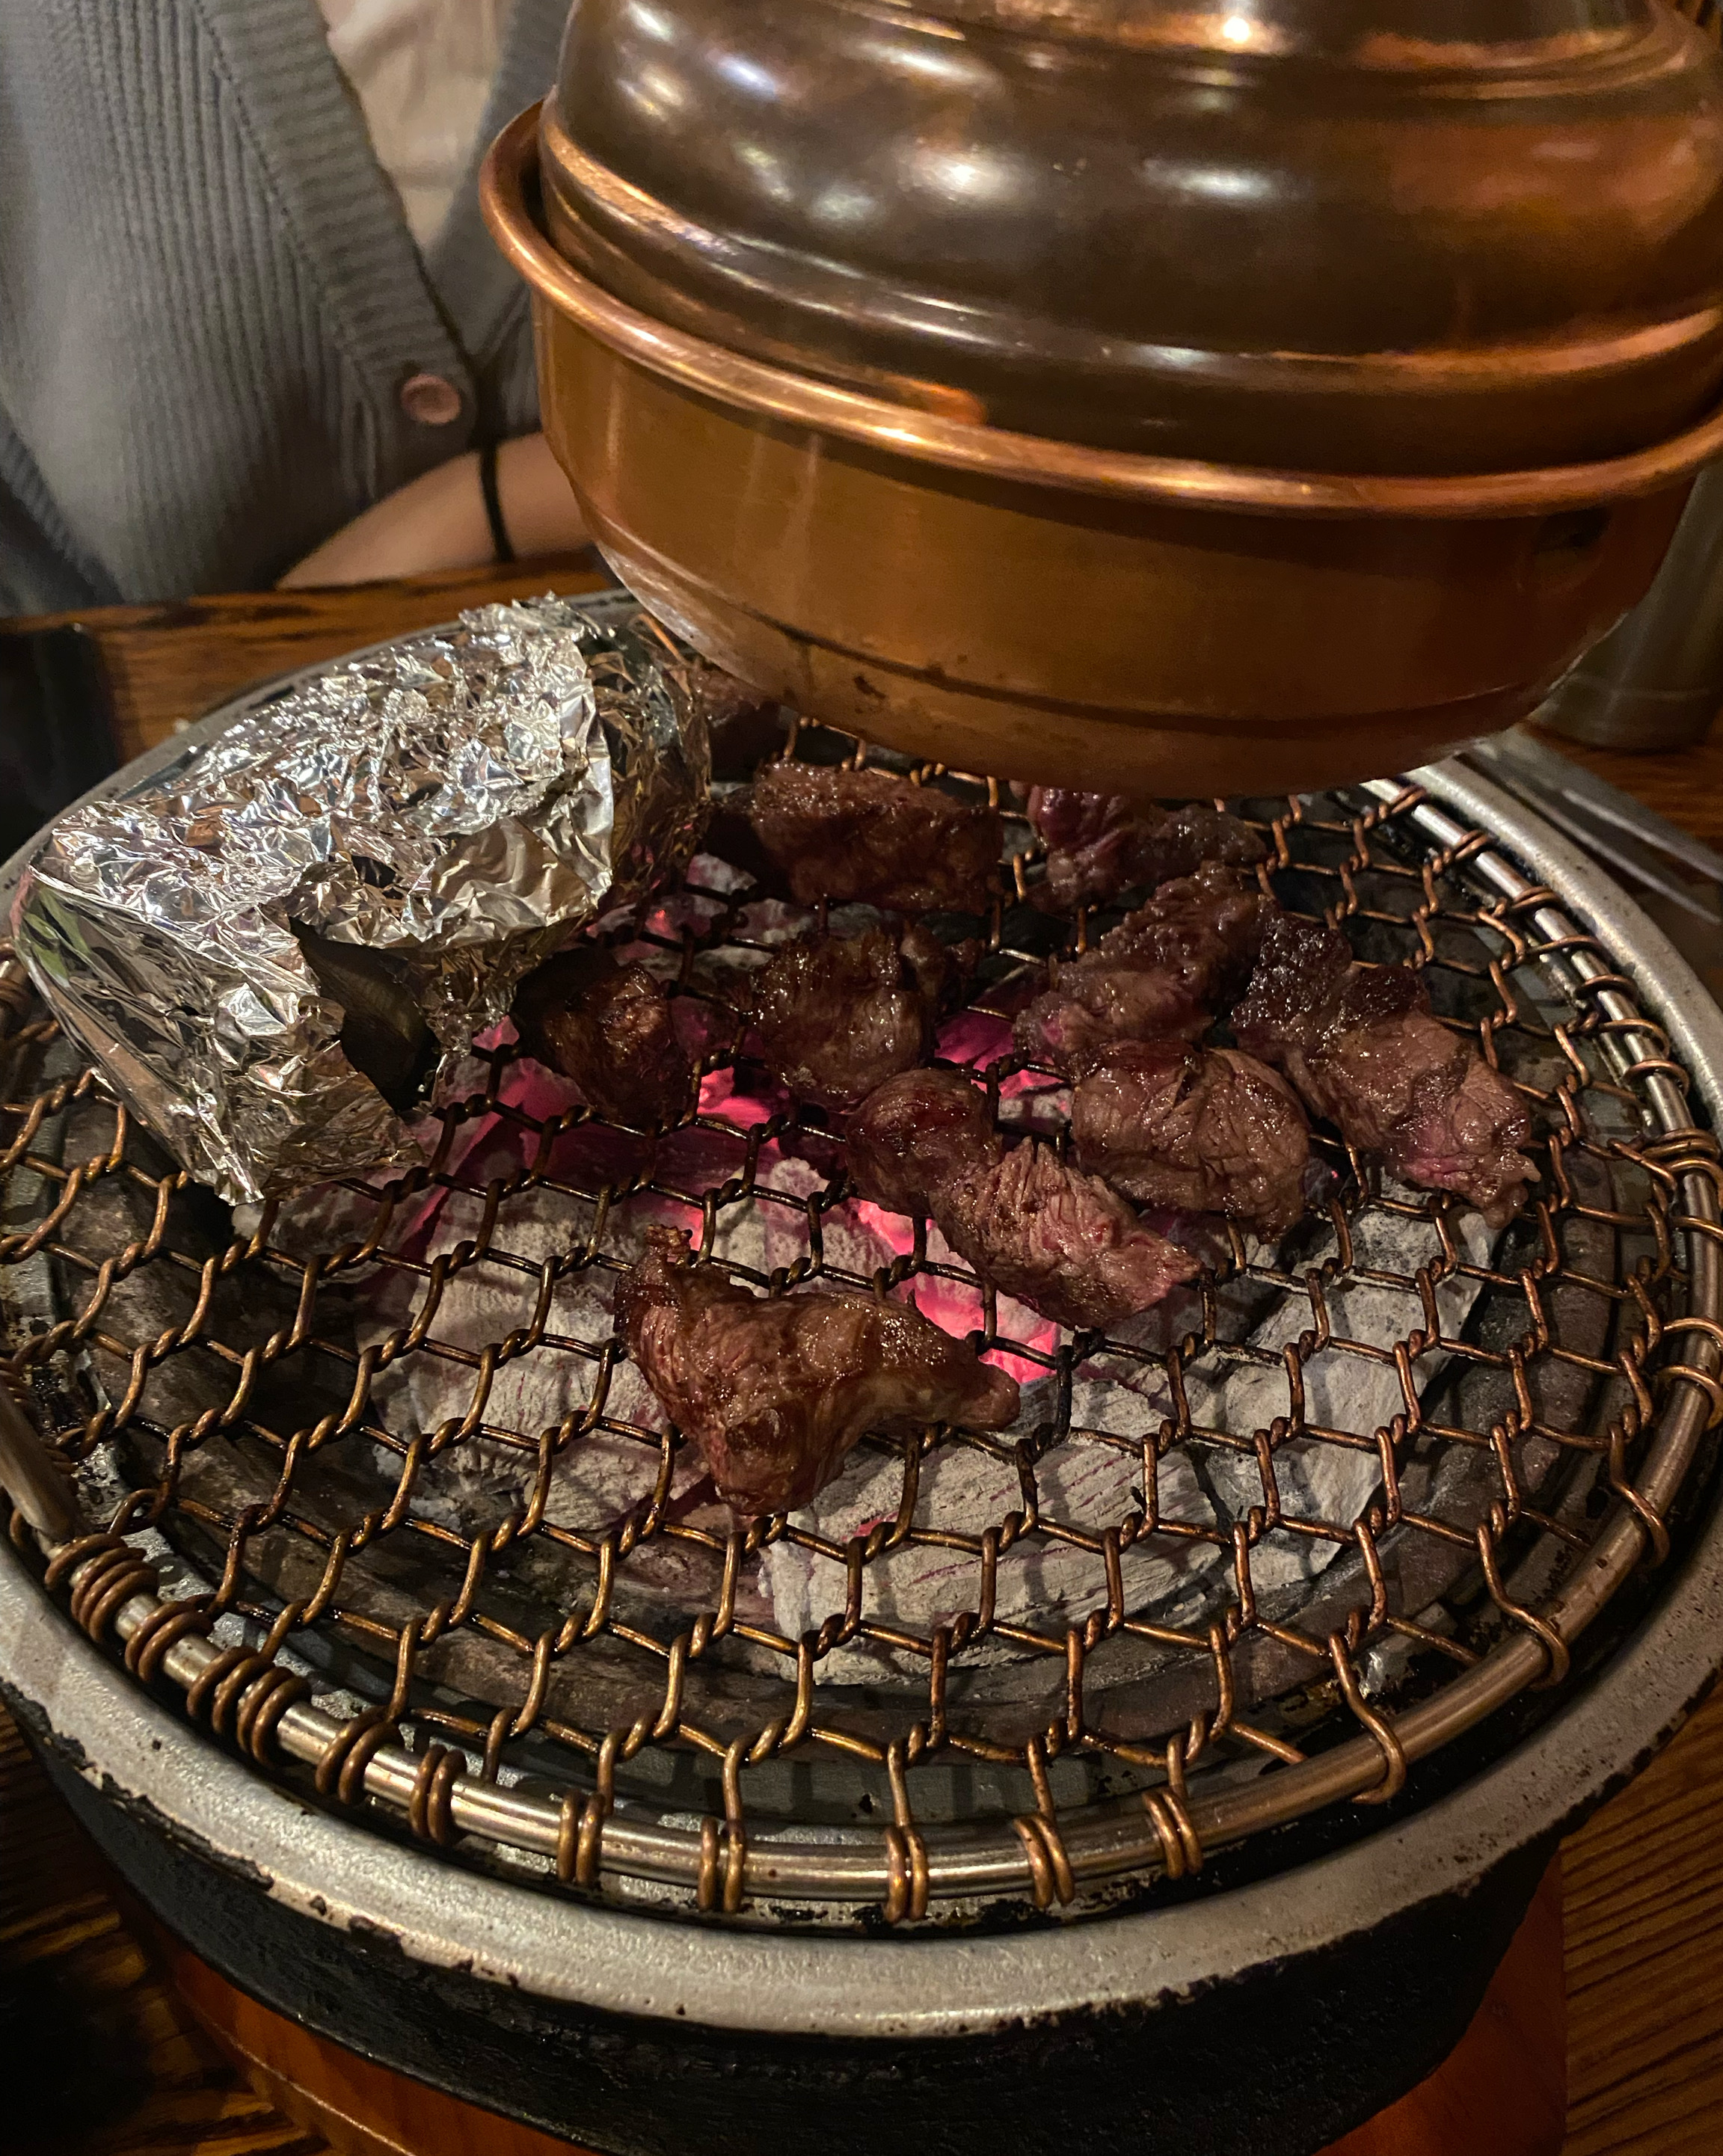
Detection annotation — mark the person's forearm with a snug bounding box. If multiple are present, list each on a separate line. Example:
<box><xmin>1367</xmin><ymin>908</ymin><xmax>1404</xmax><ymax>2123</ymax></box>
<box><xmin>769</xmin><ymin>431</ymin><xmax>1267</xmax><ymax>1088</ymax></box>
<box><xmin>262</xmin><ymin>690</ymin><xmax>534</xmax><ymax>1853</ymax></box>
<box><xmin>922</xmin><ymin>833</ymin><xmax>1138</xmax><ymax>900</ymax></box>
<box><xmin>277</xmin><ymin>454</ymin><xmax>492</xmax><ymax>588</ymax></box>
<box><xmin>494</xmin><ymin>432</ymin><xmax>589</xmax><ymax>560</ymax></box>
<box><xmin>277</xmin><ymin>433</ymin><xmax>586</xmax><ymax>589</ymax></box>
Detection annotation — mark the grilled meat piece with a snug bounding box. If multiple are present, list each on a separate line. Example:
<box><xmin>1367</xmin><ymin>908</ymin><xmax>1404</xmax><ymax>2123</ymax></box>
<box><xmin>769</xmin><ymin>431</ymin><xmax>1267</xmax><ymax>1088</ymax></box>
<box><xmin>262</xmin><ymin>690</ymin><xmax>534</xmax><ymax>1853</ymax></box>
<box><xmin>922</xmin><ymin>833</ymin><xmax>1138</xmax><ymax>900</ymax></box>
<box><xmin>749</xmin><ymin>924</ymin><xmax>976</xmax><ymax>1111</ymax></box>
<box><xmin>846</xmin><ymin>1066</ymin><xmax>999</xmax><ymax>1215</ymax></box>
<box><xmin>749</xmin><ymin>761</ymin><xmax>1002</xmax><ymax>912</ymax></box>
<box><xmin>620</xmin><ymin>1226</ymin><xmax>1019</xmax><ymax>1514</ymax></box>
<box><xmin>849</xmin><ymin>1069</ymin><xmax>1199</xmax><ymax>1329</ymax></box>
<box><xmin>513</xmin><ymin>947</ymin><xmax>692</xmax><ymax>1127</ymax></box>
<box><xmin>942</xmin><ymin>1141</ymin><xmax>1201</xmax><ymax>1331</ymax></box>
<box><xmin>749</xmin><ymin>928</ymin><xmax>927</xmax><ymax>1111</ymax></box>
<box><xmin>1014</xmin><ymin>964</ymin><xmax>1210</xmax><ymax>1077</ymax></box>
<box><xmin>1015</xmin><ymin>864</ymin><xmax>1276</xmax><ymax>1075</ymax></box>
<box><xmin>1234</xmin><ymin>915</ymin><xmax>1535</xmax><ymax>1226</ymax></box>
<box><xmin>1029</xmin><ymin>787</ymin><xmax>1266</xmax><ymax>912</ymax></box>
<box><xmin>1072</xmin><ymin>1042</ymin><xmax>1311</xmax><ymax>1238</ymax></box>
<box><xmin>1095</xmin><ymin>861</ymin><xmax>1273</xmax><ymax>983</ymax></box>
<box><xmin>700</xmin><ymin>784</ymin><xmax>793</xmax><ymax>895</ymax></box>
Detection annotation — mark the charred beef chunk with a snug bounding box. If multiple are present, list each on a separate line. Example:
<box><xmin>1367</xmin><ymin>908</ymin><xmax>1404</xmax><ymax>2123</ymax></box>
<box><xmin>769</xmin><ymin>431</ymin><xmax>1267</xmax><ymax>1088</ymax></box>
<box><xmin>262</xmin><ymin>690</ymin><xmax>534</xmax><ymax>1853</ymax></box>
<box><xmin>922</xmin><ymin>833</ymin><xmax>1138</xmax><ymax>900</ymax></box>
<box><xmin>513</xmin><ymin>947</ymin><xmax>692</xmax><ymax>1127</ymax></box>
<box><xmin>941</xmin><ymin>1141</ymin><xmax>1200</xmax><ymax>1331</ymax></box>
<box><xmin>620</xmin><ymin>1226</ymin><xmax>1019</xmax><ymax>1514</ymax></box>
<box><xmin>1028</xmin><ymin>788</ymin><xmax>1266</xmax><ymax>912</ymax></box>
<box><xmin>846</xmin><ymin>1067</ymin><xmax>1000</xmax><ymax>1216</ymax></box>
<box><xmin>749</xmin><ymin>761</ymin><xmax>1002</xmax><ymax>912</ymax></box>
<box><xmin>1015</xmin><ymin>864</ymin><xmax>1276</xmax><ymax>1075</ymax></box>
<box><xmin>1014</xmin><ymin>963</ymin><xmax>1210</xmax><ymax>1077</ymax></box>
<box><xmin>849</xmin><ymin>1069</ymin><xmax>1199</xmax><ymax>1329</ymax></box>
<box><xmin>1095</xmin><ymin>861</ymin><xmax>1274</xmax><ymax>985</ymax></box>
<box><xmin>700</xmin><ymin>784</ymin><xmax>793</xmax><ymax>895</ymax></box>
<box><xmin>1072</xmin><ymin>1042</ymin><xmax>1311</xmax><ymax>1237</ymax></box>
<box><xmin>749</xmin><ymin>925</ymin><xmax>975</xmax><ymax>1111</ymax></box>
<box><xmin>1234</xmin><ymin>915</ymin><xmax>1535</xmax><ymax>1226</ymax></box>
<box><xmin>751</xmin><ymin>929</ymin><xmax>926</xmax><ymax>1111</ymax></box>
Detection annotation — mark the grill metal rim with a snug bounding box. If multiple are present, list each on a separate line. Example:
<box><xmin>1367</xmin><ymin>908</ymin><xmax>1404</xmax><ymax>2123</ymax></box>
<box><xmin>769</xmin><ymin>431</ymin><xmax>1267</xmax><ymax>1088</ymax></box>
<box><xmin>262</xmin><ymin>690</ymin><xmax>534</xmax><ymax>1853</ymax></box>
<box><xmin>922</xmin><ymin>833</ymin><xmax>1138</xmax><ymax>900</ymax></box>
<box><xmin>4</xmin><ymin>741</ymin><xmax>1722</xmax><ymax>2035</ymax></box>
<box><xmin>1</xmin><ymin>618</ymin><xmax>1719</xmax><ymax>1929</ymax></box>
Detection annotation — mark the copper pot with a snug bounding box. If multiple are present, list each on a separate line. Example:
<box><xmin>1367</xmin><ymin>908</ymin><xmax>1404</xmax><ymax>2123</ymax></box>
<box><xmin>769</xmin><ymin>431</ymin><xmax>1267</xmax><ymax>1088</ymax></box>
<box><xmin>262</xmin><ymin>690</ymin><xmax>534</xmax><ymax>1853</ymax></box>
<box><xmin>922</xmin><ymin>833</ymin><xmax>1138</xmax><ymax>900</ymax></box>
<box><xmin>482</xmin><ymin>1</ymin><xmax>1723</xmax><ymax>793</ymax></box>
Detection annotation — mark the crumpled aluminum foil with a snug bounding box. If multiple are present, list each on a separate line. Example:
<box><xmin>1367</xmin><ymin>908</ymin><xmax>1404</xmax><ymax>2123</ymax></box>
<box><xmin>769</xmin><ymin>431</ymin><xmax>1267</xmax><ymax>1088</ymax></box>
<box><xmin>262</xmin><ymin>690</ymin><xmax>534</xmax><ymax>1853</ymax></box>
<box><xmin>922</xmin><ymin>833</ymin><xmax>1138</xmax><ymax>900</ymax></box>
<box><xmin>12</xmin><ymin>598</ymin><xmax>712</xmax><ymax>1204</ymax></box>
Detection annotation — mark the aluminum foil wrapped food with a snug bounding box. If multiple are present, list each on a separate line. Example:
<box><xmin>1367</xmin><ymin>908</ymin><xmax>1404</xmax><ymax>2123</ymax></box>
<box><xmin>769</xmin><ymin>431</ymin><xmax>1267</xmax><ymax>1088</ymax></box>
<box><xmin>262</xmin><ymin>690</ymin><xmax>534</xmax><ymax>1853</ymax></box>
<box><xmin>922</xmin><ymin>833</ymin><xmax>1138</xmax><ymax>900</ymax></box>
<box><xmin>10</xmin><ymin>598</ymin><xmax>714</xmax><ymax>1204</ymax></box>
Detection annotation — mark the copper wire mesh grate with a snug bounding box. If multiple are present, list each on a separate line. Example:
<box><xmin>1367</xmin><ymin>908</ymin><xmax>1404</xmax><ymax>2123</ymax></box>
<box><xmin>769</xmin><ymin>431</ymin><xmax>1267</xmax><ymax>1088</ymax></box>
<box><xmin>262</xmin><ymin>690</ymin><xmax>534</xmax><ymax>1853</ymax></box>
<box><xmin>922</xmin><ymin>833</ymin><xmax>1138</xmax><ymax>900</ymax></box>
<box><xmin>1</xmin><ymin>716</ymin><xmax>1719</xmax><ymax>1929</ymax></box>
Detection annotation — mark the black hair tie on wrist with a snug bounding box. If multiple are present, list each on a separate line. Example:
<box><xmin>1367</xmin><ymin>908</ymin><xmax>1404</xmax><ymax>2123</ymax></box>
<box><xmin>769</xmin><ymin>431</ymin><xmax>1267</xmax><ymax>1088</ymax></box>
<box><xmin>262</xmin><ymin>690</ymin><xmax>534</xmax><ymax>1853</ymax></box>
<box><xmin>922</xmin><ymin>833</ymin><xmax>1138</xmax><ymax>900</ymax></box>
<box><xmin>478</xmin><ymin>440</ymin><xmax>516</xmax><ymax>565</ymax></box>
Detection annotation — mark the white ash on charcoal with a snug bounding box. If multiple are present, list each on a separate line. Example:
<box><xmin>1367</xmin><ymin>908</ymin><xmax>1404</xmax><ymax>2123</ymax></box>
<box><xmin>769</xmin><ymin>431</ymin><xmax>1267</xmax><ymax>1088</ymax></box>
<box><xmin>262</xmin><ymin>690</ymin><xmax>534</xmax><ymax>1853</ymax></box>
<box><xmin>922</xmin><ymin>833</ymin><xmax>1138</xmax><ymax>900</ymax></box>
<box><xmin>360</xmin><ymin>1143</ymin><xmax>900</xmax><ymax>1612</ymax></box>
<box><xmin>759</xmin><ymin>1199</ymin><xmax>1494</xmax><ymax>1682</ymax></box>
<box><xmin>362</xmin><ymin>1169</ymin><xmax>730</xmax><ymax>1606</ymax></box>
<box><xmin>355</xmin><ymin>1125</ymin><xmax>1494</xmax><ymax>1683</ymax></box>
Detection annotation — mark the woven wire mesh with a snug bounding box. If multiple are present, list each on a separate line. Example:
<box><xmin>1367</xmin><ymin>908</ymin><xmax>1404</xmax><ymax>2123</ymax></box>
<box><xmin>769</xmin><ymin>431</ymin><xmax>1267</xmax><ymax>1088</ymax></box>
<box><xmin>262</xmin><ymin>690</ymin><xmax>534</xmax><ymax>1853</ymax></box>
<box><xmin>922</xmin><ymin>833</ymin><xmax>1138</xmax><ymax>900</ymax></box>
<box><xmin>1</xmin><ymin>726</ymin><xmax>1719</xmax><ymax>1928</ymax></box>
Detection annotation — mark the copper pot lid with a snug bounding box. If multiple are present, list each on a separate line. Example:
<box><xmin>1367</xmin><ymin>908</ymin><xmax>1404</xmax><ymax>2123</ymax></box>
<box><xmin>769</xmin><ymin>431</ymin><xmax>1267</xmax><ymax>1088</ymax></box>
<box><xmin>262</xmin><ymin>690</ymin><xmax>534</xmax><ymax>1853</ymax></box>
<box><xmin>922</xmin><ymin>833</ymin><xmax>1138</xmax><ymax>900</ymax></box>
<box><xmin>542</xmin><ymin>0</ymin><xmax>1723</xmax><ymax>475</ymax></box>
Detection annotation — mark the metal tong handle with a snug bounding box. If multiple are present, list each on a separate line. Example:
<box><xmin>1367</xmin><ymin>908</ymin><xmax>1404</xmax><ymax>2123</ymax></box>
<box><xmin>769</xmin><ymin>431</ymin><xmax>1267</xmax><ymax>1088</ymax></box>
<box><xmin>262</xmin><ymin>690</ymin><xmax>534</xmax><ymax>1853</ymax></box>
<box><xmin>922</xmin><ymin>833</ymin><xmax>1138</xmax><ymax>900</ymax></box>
<box><xmin>1465</xmin><ymin>728</ymin><xmax>1723</xmax><ymax>930</ymax></box>
<box><xmin>0</xmin><ymin>1378</ymin><xmax>77</xmax><ymax>1544</ymax></box>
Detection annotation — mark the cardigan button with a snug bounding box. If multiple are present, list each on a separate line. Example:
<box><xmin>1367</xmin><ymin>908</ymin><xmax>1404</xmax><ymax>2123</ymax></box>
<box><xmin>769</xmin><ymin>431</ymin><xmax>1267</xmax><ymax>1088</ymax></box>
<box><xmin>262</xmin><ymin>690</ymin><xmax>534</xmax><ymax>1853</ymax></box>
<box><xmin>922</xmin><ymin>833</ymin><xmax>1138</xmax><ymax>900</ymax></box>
<box><xmin>399</xmin><ymin>372</ymin><xmax>463</xmax><ymax>426</ymax></box>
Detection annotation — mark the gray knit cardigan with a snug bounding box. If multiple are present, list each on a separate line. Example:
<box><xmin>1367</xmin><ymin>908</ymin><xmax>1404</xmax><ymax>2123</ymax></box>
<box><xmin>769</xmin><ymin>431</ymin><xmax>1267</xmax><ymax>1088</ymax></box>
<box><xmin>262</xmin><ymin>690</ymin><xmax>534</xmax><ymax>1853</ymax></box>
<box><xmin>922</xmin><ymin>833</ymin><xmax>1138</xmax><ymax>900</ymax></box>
<box><xmin>0</xmin><ymin>0</ymin><xmax>571</xmax><ymax>614</ymax></box>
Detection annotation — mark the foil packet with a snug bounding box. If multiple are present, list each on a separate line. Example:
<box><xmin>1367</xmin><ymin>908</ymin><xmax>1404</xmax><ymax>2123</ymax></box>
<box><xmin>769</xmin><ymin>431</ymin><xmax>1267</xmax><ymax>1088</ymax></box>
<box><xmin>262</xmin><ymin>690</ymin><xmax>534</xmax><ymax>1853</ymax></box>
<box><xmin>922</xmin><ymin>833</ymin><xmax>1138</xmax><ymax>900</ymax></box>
<box><xmin>12</xmin><ymin>597</ymin><xmax>713</xmax><ymax>1204</ymax></box>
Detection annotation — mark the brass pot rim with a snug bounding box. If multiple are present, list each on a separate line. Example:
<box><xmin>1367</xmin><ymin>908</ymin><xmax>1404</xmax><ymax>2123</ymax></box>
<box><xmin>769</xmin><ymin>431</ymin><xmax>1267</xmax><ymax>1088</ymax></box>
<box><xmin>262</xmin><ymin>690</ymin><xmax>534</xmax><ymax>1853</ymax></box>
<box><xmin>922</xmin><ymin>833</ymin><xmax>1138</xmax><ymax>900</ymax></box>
<box><xmin>482</xmin><ymin>104</ymin><xmax>1723</xmax><ymax>523</ymax></box>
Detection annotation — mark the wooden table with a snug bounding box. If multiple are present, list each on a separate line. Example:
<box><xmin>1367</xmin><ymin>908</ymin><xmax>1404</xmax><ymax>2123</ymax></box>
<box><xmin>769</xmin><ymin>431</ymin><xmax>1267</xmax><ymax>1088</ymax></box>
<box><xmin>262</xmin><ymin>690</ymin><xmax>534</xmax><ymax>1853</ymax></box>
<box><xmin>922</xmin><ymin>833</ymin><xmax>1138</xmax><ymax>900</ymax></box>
<box><xmin>1</xmin><ymin>561</ymin><xmax>1720</xmax><ymax>2155</ymax></box>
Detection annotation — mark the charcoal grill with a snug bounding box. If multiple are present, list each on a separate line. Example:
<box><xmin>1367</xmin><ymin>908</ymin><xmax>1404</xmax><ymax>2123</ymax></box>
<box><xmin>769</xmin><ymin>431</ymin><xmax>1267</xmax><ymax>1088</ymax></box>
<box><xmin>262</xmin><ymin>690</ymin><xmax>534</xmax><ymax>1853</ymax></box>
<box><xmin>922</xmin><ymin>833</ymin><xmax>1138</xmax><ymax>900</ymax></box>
<box><xmin>1</xmin><ymin>592</ymin><xmax>1722</xmax><ymax>2156</ymax></box>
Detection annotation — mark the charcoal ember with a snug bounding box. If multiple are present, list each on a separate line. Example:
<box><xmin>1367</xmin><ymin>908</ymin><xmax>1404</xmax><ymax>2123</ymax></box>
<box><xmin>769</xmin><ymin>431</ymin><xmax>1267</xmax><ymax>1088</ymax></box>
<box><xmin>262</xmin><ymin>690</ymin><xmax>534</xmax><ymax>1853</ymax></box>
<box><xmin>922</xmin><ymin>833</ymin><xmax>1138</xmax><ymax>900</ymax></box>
<box><xmin>1072</xmin><ymin>1041</ymin><xmax>1311</xmax><ymax>1237</ymax></box>
<box><xmin>767</xmin><ymin>1427</ymin><xmax>1195</xmax><ymax>1677</ymax></box>
<box><xmin>1014</xmin><ymin>864</ymin><xmax>1275</xmax><ymax>1075</ymax></box>
<box><xmin>1028</xmin><ymin>787</ymin><xmax>1266</xmax><ymax>912</ymax></box>
<box><xmin>618</xmin><ymin>1225</ymin><xmax>1019</xmax><ymax>1515</ymax></box>
<box><xmin>850</xmin><ymin>1068</ymin><xmax>1198</xmax><ymax>1329</ymax></box>
<box><xmin>749</xmin><ymin>761</ymin><xmax>1002</xmax><ymax>912</ymax></box>
<box><xmin>513</xmin><ymin>946</ymin><xmax>692</xmax><ymax>1127</ymax></box>
<box><xmin>846</xmin><ymin>1066</ymin><xmax>998</xmax><ymax>1214</ymax></box>
<box><xmin>747</xmin><ymin>928</ymin><xmax>927</xmax><ymax>1111</ymax></box>
<box><xmin>1235</xmin><ymin>915</ymin><xmax>1535</xmax><ymax>1226</ymax></box>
